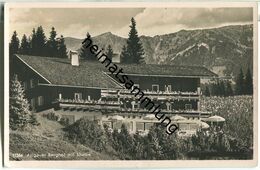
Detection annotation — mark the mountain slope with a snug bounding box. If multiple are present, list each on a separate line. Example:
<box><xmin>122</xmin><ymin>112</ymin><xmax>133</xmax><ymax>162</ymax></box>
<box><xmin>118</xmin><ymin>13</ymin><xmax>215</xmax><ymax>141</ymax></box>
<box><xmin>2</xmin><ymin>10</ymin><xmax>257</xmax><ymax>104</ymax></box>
<box><xmin>64</xmin><ymin>24</ymin><xmax>253</xmax><ymax>76</ymax></box>
<box><xmin>9</xmin><ymin>114</ymin><xmax>116</xmax><ymax>160</ymax></box>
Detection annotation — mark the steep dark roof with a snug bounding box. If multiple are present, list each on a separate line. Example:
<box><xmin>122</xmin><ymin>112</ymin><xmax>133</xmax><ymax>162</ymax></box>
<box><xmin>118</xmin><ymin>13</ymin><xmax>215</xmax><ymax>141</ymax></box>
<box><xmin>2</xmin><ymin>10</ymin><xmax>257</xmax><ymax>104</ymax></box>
<box><xmin>16</xmin><ymin>55</ymin><xmax>217</xmax><ymax>88</ymax></box>
<box><xmin>116</xmin><ymin>63</ymin><xmax>217</xmax><ymax>77</ymax></box>
<box><xmin>16</xmin><ymin>55</ymin><xmax>121</xmax><ymax>89</ymax></box>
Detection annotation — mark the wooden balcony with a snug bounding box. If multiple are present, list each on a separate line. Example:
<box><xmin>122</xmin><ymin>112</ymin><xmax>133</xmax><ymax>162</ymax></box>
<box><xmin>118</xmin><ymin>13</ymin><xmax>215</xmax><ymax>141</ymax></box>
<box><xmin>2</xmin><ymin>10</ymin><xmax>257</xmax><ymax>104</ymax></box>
<box><xmin>101</xmin><ymin>89</ymin><xmax>200</xmax><ymax>100</ymax></box>
<box><xmin>58</xmin><ymin>98</ymin><xmax>121</xmax><ymax>105</ymax></box>
<box><xmin>54</xmin><ymin>98</ymin><xmax>211</xmax><ymax>118</ymax></box>
<box><xmin>120</xmin><ymin>89</ymin><xmax>199</xmax><ymax>96</ymax></box>
<box><xmin>56</xmin><ymin>99</ymin><xmax>121</xmax><ymax>110</ymax></box>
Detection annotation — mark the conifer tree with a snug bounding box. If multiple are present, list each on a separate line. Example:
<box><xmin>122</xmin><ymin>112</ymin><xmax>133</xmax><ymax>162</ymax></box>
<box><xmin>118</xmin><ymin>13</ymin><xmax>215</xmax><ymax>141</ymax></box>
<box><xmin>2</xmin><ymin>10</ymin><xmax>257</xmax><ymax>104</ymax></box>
<box><xmin>31</xmin><ymin>28</ymin><xmax>37</xmax><ymax>55</ymax></box>
<box><xmin>216</xmin><ymin>81</ymin><xmax>221</xmax><ymax>96</ymax></box>
<box><xmin>235</xmin><ymin>68</ymin><xmax>244</xmax><ymax>95</ymax></box>
<box><xmin>9</xmin><ymin>31</ymin><xmax>20</xmax><ymax>55</ymax></box>
<box><xmin>106</xmin><ymin>45</ymin><xmax>113</xmax><ymax>61</ymax></box>
<box><xmin>244</xmin><ymin>67</ymin><xmax>253</xmax><ymax>95</ymax></box>
<box><xmin>219</xmin><ymin>81</ymin><xmax>226</xmax><ymax>96</ymax></box>
<box><xmin>20</xmin><ymin>34</ymin><xmax>30</xmax><ymax>54</ymax></box>
<box><xmin>123</xmin><ymin>17</ymin><xmax>144</xmax><ymax>64</ymax></box>
<box><xmin>47</xmin><ymin>27</ymin><xmax>58</xmax><ymax>57</ymax></box>
<box><xmin>210</xmin><ymin>83</ymin><xmax>216</xmax><ymax>96</ymax></box>
<box><xmin>147</xmin><ymin>126</ymin><xmax>163</xmax><ymax>159</ymax></box>
<box><xmin>226</xmin><ymin>81</ymin><xmax>234</xmax><ymax>96</ymax></box>
<box><xmin>120</xmin><ymin>45</ymin><xmax>128</xmax><ymax>63</ymax></box>
<box><xmin>79</xmin><ymin>32</ymin><xmax>96</xmax><ymax>60</ymax></box>
<box><xmin>30</xmin><ymin>113</ymin><xmax>39</xmax><ymax>126</ymax></box>
<box><xmin>35</xmin><ymin>26</ymin><xmax>46</xmax><ymax>56</ymax></box>
<box><xmin>205</xmin><ymin>86</ymin><xmax>210</xmax><ymax>96</ymax></box>
<box><xmin>57</xmin><ymin>35</ymin><xmax>68</xmax><ymax>58</ymax></box>
<box><xmin>9</xmin><ymin>75</ymin><xmax>32</xmax><ymax>130</ymax></box>
<box><xmin>27</xmin><ymin>37</ymin><xmax>32</xmax><ymax>55</ymax></box>
<box><xmin>9</xmin><ymin>31</ymin><xmax>20</xmax><ymax>65</ymax></box>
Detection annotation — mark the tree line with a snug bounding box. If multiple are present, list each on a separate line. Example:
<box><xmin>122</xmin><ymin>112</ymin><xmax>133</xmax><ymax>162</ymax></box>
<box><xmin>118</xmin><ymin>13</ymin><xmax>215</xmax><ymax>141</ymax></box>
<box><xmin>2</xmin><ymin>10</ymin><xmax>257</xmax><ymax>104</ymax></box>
<box><xmin>9</xmin><ymin>26</ymin><xmax>68</xmax><ymax>61</ymax></box>
<box><xmin>79</xmin><ymin>17</ymin><xmax>145</xmax><ymax>64</ymax></box>
<box><xmin>203</xmin><ymin>67</ymin><xmax>253</xmax><ymax>96</ymax></box>
<box><xmin>235</xmin><ymin>67</ymin><xmax>253</xmax><ymax>95</ymax></box>
<box><xmin>204</xmin><ymin>80</ymin><xmax>234</xmax><ymax>97</ymax></box>
<box><xmin>11</xmin><ymin>17</ymin><xmax>145</xmax><ymax>64</ymax></box>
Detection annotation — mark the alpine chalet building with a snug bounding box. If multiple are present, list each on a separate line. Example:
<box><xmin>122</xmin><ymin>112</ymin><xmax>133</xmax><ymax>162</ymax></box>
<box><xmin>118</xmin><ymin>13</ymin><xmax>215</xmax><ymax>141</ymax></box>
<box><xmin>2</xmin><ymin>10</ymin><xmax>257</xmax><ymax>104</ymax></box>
<box><xmin>13</xmin><ymin>54</ymin><xmax>217</xmax><ymax>135</ymax></box>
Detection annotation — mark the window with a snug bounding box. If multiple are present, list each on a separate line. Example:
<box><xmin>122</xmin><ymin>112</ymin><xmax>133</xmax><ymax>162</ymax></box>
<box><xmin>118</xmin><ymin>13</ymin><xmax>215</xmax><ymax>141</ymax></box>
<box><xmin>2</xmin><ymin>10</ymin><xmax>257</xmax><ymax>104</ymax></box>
<box><xmin>179</xmin><ymin>123</ymin><xmax>189</xmax><ymax>130</ymax></box>
<box><xmin>190</xmin><ymin>124</ymin><xmax>199</xmax><ymax>130</ymax></box>
<box><xmin>113</xmin><ymin>121</ymin><xmax>122</xmax><ymax>129</ymax></box>
<box><xmin>30</xmin><ymin>98</ymin><xmax>35</xmax><ymax>110</ymax></box>
<box><xmin>134</xmin><ymin>103</ymin><xmax>140</xmax><ymax>110</ymax></box>
<box><xmin>144</xmin><ymin>123</ymin><xmax>154</xmax><ymax>131</ymax></box>
<box><xmin>166</xmin><ymin>102</ymin><xmax>172</xmax><ymax>111</ymax></box>
<box><xmin>38</xmin><ymin>96</ymin><xmax>44</xmax><ymax>106</ymax></box>
<box><xmin>124</xmin><ymin>121</ymin><xmax>133</xmax><ymax>131</ymax></box>
<box><xmin>23</xmin><ymin>81</ymin><xmax>27</xmax><ymax>90</ymax></box>
<box><xmin>74</xmin><ymin>93</ymin><xmax>82</xmax><ymax>100</ymax></box>
<box><xmin>152</xmin><ymin>84</ymin><xmax>159</xmax><ymax>92</ymax></box>
<box><xmin>185</xmin><ymin>104</ymin><xmax>192</xmax><ymax>110</ymax></box>
<box><xmin>30</xmin><ymin>79</ymin><xmax>35</xmax><ymax>88</ymax></box>
<box><xmin>165</xmin><ymin>85</ymin><xmax>172</xmax><ymax>92</ymax></box>
<box><xmin>136</xmin><ymin>122</ymin><xmax>145</xmax><ymax>131</ymax></box>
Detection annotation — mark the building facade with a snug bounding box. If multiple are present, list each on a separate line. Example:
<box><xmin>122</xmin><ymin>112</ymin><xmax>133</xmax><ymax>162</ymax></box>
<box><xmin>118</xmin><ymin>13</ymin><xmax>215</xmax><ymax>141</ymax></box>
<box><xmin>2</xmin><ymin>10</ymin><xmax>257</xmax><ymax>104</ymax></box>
<box><xmin>13</xmin><ymin>54</ymin><xmax>217</xmax><ymax>135</ymax></box>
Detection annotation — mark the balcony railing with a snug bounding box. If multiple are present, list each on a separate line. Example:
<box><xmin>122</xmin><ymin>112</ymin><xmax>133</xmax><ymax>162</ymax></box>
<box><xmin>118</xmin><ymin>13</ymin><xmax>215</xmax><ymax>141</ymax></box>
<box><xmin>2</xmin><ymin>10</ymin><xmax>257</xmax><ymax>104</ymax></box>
<box><xmin>101</xmin><ymin>89</ymin><xmax>200</xmax><ymax>100</ymax></box>
<box><xmin>58</xmin><ymin>98</ymin><xmax>121</xmax><ymax>106</ymax></box>
<box><xmin>102</xmin><ymin>89</ymin><xmax>199</xmax><ymax>95</ymax></box>
<box><xmin>120</xmin><ymin>89</ymin><xmax>199</xmax><ymax>96</ymax></box>
<box><xmin>55</xmin><ymin>98</ymin><xmax>210</xmax><ymax>117</ymax></box>
<box><xmin>119</xmin><ymin>108</ymin><xmax>205</xmax><ymax>114</ymax></box>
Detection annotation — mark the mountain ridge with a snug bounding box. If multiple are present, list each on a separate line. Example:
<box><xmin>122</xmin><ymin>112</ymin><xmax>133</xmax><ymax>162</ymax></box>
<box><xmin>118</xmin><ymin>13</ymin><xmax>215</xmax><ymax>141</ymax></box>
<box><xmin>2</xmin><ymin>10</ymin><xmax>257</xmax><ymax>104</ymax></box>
<box><xmin>64</xmin><ymin>24</ymin><xmax>253</xmax><ymax>77</ymax></box>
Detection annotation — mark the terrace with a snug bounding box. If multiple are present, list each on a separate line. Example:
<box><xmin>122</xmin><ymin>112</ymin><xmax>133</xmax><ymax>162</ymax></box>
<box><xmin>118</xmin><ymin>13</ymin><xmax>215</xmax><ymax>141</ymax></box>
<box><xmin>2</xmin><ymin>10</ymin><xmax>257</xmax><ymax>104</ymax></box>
<box><xmin>101</xmin><ymin>89</ymin><xmax>200</xmax><ymax>100</ymax></box>
<box><xmin>55</xmin><ymin>98</ymin><xmax>210</xmax><ymax>117</ymax></box>
<box><xmin>119</xmin><ymin>108</ymin><xmax>211</xmax><ymax>118</ymax></box>
<box><xmin>56</xmin><ymin>98</ymin><xmax>121</xmax><ymax>111</ymax></box>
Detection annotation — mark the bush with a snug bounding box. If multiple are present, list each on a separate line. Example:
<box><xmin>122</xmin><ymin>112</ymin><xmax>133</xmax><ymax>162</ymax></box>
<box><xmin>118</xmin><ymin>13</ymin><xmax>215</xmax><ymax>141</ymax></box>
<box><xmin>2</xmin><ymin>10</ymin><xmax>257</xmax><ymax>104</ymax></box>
<box><xmin>29</xmin><ymin>113</ymin><xmax>40</xmax><ymax>126</ymax></box>
<box><xmin>64</xmin><ymin>118</ymin><xmax>107</xmax><ymax>152</ymax></box>
<box><xmin>59</xmin><ymin>117</ymin><xmax>69</xmax><ymax>126</ymax></box>
<box><xmin>44</xmin><ymin>112</ymin><xmax>59</xmax><ymax>121</ymax></box>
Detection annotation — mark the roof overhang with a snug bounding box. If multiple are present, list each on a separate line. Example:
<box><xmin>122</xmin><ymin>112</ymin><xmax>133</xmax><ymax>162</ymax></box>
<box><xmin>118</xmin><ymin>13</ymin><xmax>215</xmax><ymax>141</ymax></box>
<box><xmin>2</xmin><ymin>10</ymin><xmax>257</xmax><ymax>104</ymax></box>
<box><xmin>38</xmin><ymin>83</ymin><xmax>123</xmax><ymax>90</ymax></box>
<box><xmin>16</xmin><ymin>54</ymin><xmax>52</xmax><ymax>84</ymax></box>
<box><xmin>105</xmin><ymin>72</ymin><xmax>218</xmax><ymax>78</ymax></box>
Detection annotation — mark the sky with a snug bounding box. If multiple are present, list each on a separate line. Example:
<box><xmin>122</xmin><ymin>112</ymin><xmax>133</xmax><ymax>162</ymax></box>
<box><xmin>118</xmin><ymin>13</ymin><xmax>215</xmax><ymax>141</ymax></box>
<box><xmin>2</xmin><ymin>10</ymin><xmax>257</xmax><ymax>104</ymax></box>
<box><xmin>9</xmin><ymin>7</ymin><xmax>253</xmax><ymax>39</ymax></box>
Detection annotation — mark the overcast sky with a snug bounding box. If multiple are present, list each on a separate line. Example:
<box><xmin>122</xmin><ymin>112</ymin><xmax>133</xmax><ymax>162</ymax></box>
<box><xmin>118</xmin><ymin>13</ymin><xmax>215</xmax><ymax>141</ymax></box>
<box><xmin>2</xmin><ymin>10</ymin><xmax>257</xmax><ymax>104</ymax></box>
<box><xmin>9</xmin><ymin>7</ymin><xmax>253</xmax><ymax>39</ymax></box>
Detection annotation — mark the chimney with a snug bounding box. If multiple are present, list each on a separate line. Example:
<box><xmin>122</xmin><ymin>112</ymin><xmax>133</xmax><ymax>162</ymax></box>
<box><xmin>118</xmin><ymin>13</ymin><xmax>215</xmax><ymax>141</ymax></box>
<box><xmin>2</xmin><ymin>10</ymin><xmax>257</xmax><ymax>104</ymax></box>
<box><xmin>69</xmin><ymin>50</ymin><xmax>79</xmax><ymax>66</ymax></box>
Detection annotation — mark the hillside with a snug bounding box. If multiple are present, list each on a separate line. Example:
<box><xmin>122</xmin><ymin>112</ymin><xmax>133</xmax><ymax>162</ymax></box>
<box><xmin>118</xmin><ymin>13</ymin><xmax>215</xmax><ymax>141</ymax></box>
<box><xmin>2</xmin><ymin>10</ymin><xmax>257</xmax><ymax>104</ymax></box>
<box><xmin>9</xmin><ymin>114</ymin><xmax>116</xmax><ymax>160</ymax></box>
<box><xmin>65</xmin><ymin>24</ymin><xmax>253</xmax><ymax>77</ymax></box>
